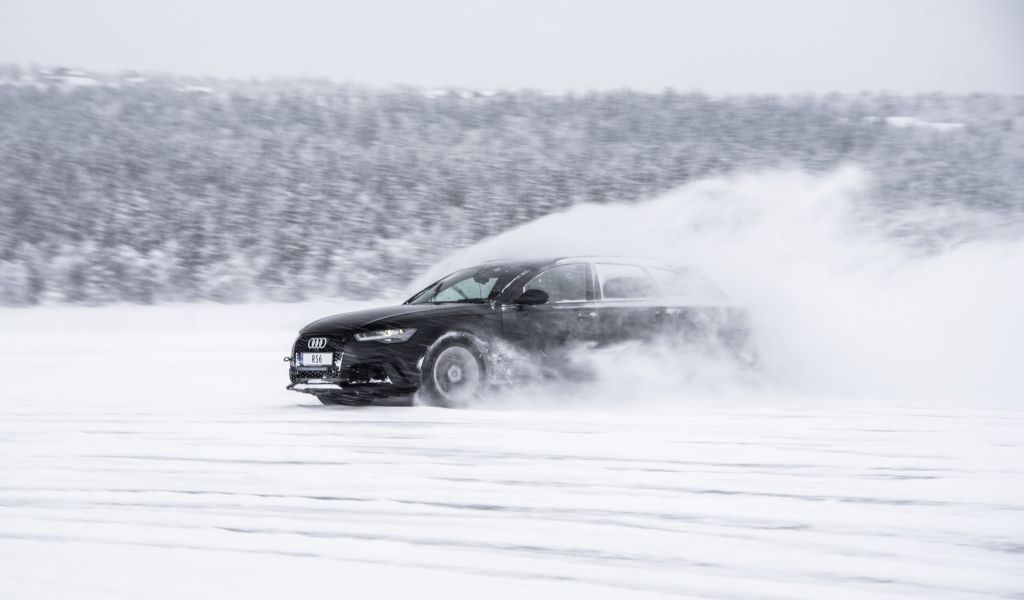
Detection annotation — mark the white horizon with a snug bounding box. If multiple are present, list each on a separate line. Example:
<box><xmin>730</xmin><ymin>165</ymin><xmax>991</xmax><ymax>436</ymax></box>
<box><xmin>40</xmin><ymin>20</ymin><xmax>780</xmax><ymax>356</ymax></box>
<box><xmin>1</xmin><ymin>0</ymin><xmax>1022</xmax><ymax>95</ymax></box>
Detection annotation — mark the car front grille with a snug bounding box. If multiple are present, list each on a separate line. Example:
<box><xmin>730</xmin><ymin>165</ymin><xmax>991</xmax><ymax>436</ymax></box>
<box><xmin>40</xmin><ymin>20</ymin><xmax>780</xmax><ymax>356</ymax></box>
<box><xmin>294</xmin><ymin>334</ymin><xmax>345</xmax><ymax>355</ymax></box>
<box><xmin>290</xmin><ymin>334</ymin><xmax>345</xmax><ymax>382</ymax></box>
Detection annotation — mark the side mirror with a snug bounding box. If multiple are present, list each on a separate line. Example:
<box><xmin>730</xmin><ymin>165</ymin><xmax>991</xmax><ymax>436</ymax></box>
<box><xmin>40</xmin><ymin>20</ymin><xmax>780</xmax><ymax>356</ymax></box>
<box><xmin>514</xmin><ymin>289</ymin><xmax>549</xmax><ymax>306</ymax></box>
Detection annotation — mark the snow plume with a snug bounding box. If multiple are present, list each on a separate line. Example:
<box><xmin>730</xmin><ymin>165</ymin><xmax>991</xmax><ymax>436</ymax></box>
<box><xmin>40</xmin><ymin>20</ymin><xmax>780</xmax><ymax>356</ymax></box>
<box><xmin>415</xmin><ymin>167</ymin><xmax>1024</xmax><ymax>406</ymax></box>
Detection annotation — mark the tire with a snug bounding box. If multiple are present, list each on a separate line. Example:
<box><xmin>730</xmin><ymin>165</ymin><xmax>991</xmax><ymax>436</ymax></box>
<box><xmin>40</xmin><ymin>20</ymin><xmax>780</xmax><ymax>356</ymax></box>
<box><xmin>316</xmin><ymin>393</ymin><xmax>373</xmax><ymax>406</ymax></box>
<box><xmin>418</xmin><ymin>335</ymin><xmax>488</xmax><ymax>408</ymax></box>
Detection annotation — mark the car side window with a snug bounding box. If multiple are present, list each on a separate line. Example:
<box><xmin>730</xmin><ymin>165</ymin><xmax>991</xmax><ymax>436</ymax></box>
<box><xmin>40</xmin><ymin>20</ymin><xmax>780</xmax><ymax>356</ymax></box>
<box><xmin>524</xmin><ymin>263</ymin><xmax>589</xmax><ymax>303</ymax></box>
<box><xmin>647</xmin><ymin>267</ymin><xmax>726</xmax><ymax>301</ymax></box>
<box><xmin>595</xmin><ymin>263</ymin><xmax>658</xmax><ymax>299</ymax></box>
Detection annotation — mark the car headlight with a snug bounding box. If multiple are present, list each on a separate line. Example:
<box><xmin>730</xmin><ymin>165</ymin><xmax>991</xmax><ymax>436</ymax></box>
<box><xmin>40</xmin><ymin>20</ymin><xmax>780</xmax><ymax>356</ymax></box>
<box><xmin>353</xmin><ymin>328</ymin><xmax>417</xmax><ymax>343</ymax></box>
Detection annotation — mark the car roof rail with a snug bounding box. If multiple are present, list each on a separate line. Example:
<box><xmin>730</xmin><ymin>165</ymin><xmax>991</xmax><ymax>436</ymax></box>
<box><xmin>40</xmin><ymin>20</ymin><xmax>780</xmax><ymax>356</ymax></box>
<box><xmin>553</xmin><ymin>255</ymin><xmax>681</xmax><ymax>266</ymax></box>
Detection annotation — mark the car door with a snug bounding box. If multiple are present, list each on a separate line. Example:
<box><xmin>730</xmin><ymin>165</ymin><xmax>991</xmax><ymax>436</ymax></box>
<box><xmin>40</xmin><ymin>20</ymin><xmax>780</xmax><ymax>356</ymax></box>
<box><xmin>593</xmin><ymin>262</ymin><xmax>662</xmax><ymax>344</ymax></box>
<box><xmin>500</xmin><ymin>262</ymin><xmax>600</xmax><ymax>353</ymax></box>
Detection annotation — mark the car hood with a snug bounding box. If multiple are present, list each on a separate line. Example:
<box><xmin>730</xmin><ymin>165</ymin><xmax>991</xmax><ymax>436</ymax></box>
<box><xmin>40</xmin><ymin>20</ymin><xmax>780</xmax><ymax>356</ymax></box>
<box><xmin>300</xmin><ymin>303</ymin><xmax>485</xmax><ymax>334</ymax></box>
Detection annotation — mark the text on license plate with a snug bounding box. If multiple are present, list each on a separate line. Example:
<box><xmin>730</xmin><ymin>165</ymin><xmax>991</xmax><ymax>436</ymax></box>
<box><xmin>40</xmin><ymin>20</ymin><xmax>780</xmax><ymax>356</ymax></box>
<box><xmin>298</xmin><ymin>352</ymin><xmax>332</xmax><ymax>366</ymax></box>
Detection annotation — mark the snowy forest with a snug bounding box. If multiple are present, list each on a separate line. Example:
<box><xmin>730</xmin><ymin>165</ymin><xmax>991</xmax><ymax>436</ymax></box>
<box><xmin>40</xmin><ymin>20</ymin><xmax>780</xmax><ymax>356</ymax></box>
<box><xmin>1</xmin><ymin>65</ymin><xmax>1022</xmax><ymax>306</ymax></box>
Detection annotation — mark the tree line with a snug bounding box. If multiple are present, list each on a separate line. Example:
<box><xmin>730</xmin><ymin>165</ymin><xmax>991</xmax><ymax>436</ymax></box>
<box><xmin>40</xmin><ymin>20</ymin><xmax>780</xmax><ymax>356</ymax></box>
<box><xmin>0</xmin><ymin>65</ymin><xmax>1021</xmax><ymax>305</ymax></box>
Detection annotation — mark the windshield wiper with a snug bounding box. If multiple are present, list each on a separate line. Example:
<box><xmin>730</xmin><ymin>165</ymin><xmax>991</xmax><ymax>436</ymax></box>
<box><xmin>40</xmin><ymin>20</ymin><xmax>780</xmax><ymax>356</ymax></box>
<box><xmin>431</xmin><ymin>298</ymin><xmax>487</xmax><ymax>304</ymax></box>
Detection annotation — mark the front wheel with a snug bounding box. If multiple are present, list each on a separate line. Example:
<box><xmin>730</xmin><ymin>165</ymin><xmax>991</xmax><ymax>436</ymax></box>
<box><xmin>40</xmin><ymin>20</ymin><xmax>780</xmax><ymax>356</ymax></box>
<box><xmin>418</xmin><ymin>336</ymin><xmax>488</xmax><ymax>408</ymax></box>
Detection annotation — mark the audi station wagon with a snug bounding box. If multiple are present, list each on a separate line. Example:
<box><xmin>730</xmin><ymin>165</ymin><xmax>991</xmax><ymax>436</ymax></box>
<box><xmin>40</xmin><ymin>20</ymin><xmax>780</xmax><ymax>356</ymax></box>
<box><xmin>285</xmin><ymin>257</ymin><xmax>752</xmax><ymax>406</ymax></box>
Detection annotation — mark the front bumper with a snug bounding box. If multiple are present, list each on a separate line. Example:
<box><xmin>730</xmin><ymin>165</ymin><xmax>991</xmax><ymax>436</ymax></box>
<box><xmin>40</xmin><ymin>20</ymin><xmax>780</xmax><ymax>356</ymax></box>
<box><xmin>286</xmin><ymin>333</ymin><xmax>423</xmax><ymax>396</ymax></box>
<box><xmin>287</xmin><ymin>381</ymin><xmax>345</xmax><ymax>392</ymax></box>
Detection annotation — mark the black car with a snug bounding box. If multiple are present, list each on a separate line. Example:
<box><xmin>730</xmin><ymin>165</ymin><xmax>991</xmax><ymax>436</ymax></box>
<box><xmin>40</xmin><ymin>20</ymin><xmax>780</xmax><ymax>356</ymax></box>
<box><xmin>286</xmin><ymin>257</ymin><xmax>752</xmax><ymax>406</ymax></box>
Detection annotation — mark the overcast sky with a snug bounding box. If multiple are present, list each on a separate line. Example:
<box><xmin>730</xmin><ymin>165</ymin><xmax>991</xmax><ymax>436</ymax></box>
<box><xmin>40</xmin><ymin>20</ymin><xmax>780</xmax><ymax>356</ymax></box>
<box><xmin>1</xmin><ymin>0</ymin><xmax>1021</xmax><ymax>94</ymax></box>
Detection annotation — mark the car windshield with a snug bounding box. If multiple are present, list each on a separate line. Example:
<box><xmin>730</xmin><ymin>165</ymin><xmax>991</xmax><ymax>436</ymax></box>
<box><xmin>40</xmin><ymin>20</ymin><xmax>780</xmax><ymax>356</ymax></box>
<box><xmin>407</xmin><ymin>265</ymin><xmax>529</xmax><ymax>304</ymax></box>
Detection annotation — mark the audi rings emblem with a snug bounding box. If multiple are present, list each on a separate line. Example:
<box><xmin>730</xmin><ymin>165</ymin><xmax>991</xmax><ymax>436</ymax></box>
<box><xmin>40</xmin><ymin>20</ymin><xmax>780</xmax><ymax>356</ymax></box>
<box><xmin>307</xmin><ymin>337</ymin><xmax>328</xmax><ymax>350</ymax></box>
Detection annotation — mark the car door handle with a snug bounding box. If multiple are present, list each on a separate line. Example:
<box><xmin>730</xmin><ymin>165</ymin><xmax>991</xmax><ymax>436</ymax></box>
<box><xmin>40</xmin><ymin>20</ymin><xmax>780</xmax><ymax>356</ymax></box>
<box><xmin>577</xmin><ymin>311</ymin><xmax>597</xmax><ymax>320</ymax></box>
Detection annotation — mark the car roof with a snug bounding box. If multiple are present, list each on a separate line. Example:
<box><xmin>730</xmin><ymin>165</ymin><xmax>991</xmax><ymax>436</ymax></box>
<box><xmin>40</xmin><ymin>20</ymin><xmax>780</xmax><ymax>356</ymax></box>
<box><xmin>480</xmin><ymin>256</ymin><xmax>686</xmax><ymax>270</ymax></box>
<box><xmin>479</xmin><ymin>257</ymin><xmax>555</xmax><ymax>268</ymax></box>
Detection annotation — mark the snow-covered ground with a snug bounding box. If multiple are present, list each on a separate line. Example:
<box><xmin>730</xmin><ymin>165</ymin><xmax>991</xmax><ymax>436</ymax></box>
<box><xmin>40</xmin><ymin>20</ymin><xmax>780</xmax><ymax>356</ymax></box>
<box><xmin>1</xmin><ymin>303</ymin><xmax>1022</xmax><ymax>599</ymax></box>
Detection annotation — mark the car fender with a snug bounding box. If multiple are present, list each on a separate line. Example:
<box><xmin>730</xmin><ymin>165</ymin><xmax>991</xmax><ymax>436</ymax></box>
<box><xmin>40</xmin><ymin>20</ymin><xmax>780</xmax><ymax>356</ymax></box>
<box><xmin>420</xmin><ymin>329</ymin><xmax>508</xmax><ymax>382</ymax></box>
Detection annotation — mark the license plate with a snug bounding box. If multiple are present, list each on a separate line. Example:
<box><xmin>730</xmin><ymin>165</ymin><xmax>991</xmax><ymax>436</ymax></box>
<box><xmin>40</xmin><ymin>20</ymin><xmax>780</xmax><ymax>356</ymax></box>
<box><xmin>297</xmin><ymin>352</ymin><xmax>332</xmax><ymax>366</ymax></box>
